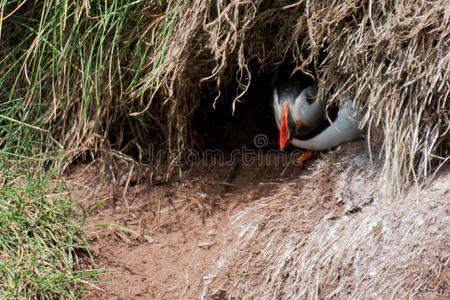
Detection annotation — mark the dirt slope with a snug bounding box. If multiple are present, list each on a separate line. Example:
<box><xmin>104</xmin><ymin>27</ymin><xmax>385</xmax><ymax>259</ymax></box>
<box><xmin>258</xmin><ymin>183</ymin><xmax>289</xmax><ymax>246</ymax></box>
<box><xmin>68</xmin><ymin>143</ymin><xmax>449</xmax><ymax>299</ymax></box>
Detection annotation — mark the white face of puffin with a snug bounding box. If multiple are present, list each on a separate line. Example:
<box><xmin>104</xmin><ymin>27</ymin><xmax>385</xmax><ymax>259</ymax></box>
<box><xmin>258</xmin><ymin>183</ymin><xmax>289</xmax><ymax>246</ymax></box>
<box><xmin>291</xmin><ymin>86</ymin><xmax>325</xmax><ymax>134</ymax></box>
<box><xmin>274</xmin><ymin>84</ymin><xmax>325</xmax><ymax>150</ymax></box>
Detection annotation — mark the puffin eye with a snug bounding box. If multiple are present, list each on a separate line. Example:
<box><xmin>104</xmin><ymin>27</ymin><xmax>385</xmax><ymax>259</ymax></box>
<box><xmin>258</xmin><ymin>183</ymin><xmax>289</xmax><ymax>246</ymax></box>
<box><xmin>306</xmin><ymin>96</ymin><xmax>315</xmax><ymax>105</ymax></box>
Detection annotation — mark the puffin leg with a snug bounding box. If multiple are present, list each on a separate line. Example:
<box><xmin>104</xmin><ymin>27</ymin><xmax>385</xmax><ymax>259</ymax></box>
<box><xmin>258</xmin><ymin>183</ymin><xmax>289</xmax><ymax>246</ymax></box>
<box><xmin>296</xmin><ymin>150</ymin><xmax>314</xmax><ymax>164</ymax></box>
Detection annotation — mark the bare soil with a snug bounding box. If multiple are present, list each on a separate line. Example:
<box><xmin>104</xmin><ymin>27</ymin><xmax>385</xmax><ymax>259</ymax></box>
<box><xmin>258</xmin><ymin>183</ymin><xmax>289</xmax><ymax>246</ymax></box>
<box><xmin>69</xmin><ymin>153</ymin><xmax>326</xmax><ymax>299</ymax></box>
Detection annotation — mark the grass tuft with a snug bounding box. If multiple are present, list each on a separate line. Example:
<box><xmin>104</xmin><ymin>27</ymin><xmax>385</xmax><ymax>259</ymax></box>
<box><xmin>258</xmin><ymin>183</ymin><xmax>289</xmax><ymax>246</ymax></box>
<box><xmin>0</xmin><ymin>162</ymin><xmax>97</xmax><ymax>299</ymax></box>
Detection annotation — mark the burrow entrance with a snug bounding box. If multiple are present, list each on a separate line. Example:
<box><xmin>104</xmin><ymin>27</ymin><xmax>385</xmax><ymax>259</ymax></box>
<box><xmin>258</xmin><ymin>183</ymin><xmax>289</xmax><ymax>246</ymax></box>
<box><xmin>192</xmin><ymin>62</ymin><xmax>316</xmax><ymax>154</ymax></box>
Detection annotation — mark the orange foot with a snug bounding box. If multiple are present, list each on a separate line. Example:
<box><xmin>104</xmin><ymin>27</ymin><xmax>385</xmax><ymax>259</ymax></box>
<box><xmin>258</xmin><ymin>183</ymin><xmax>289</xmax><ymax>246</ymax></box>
<box><xmin>296</xmin><ymin>150</ymin><xmax>315</xmax><ymax>164</ymax></box>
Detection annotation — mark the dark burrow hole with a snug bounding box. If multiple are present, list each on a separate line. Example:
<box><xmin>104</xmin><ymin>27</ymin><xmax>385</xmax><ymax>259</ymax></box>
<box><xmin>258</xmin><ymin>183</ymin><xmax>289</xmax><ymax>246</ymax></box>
<box><xmin>192</xmin><ymin>61</ymin><xmax>316</xmax><ymax>155</ymax></box>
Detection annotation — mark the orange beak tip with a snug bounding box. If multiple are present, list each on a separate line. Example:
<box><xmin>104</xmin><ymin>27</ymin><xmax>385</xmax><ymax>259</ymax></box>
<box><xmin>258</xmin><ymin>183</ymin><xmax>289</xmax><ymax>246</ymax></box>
<box><xmin>279</xmin><ymin>105</ymin><xmax>288</xmax><ymax>150</ymax></box>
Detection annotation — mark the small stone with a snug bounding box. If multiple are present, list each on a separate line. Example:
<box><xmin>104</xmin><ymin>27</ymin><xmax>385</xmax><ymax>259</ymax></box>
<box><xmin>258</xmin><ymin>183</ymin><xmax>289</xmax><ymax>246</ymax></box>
<box><xmin>198</xmin><ymin>241</ymin><xmax>215</xmax><ymax>249</ymax></box>
<box><xmin>144</xmin><ymin>235</ymin><xmax>154</xmax><ymax>243</ymax></box>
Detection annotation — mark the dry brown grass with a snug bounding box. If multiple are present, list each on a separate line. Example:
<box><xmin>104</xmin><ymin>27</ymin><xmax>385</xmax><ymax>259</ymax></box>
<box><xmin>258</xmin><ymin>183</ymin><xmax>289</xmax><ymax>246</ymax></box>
<box><xmin>295</xmin><ymin>0</ymin><xmax>450</xmax><ymax>194</ymax></box>
<box><xmin>128</xmin><ymin>1</ymin><xmax>308</xmax><ymax>155</ymax></box>
<box><xmin>129</xmin><ymin>0</ymin><xmax>449</xmax><ymax>193</ymax></box>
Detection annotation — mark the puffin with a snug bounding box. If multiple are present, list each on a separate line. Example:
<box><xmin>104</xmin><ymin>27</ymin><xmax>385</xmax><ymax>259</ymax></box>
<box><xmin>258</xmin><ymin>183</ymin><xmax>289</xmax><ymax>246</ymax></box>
<box><xmin>273</xmin><ymin>81</ymin><xmax>365</xmax><ymax>163</ymax></box>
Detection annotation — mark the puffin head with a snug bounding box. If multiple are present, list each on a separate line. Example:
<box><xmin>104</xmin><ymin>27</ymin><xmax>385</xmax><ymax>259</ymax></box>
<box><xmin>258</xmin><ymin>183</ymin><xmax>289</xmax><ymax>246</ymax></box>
<box><xmin>278</xmin><ymin>85</ymin><xmax>324</xmax><ymax>150</ymax></box>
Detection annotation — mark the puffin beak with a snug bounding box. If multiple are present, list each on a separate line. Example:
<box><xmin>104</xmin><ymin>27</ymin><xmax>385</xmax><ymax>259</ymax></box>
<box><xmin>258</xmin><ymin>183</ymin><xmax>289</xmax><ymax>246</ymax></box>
<box><xmin>279</xmin><ymin>105</ymin><xmax>301</xmax><ymax>150</ymax></box>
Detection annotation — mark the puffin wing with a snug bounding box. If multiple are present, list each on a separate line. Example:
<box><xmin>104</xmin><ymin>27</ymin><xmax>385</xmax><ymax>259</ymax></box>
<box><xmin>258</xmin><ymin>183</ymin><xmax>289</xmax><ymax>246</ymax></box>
<box><xmin>291</xmin><ymin>100</ymin><xmax>364</xmax><ymax>150</ymax></box>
